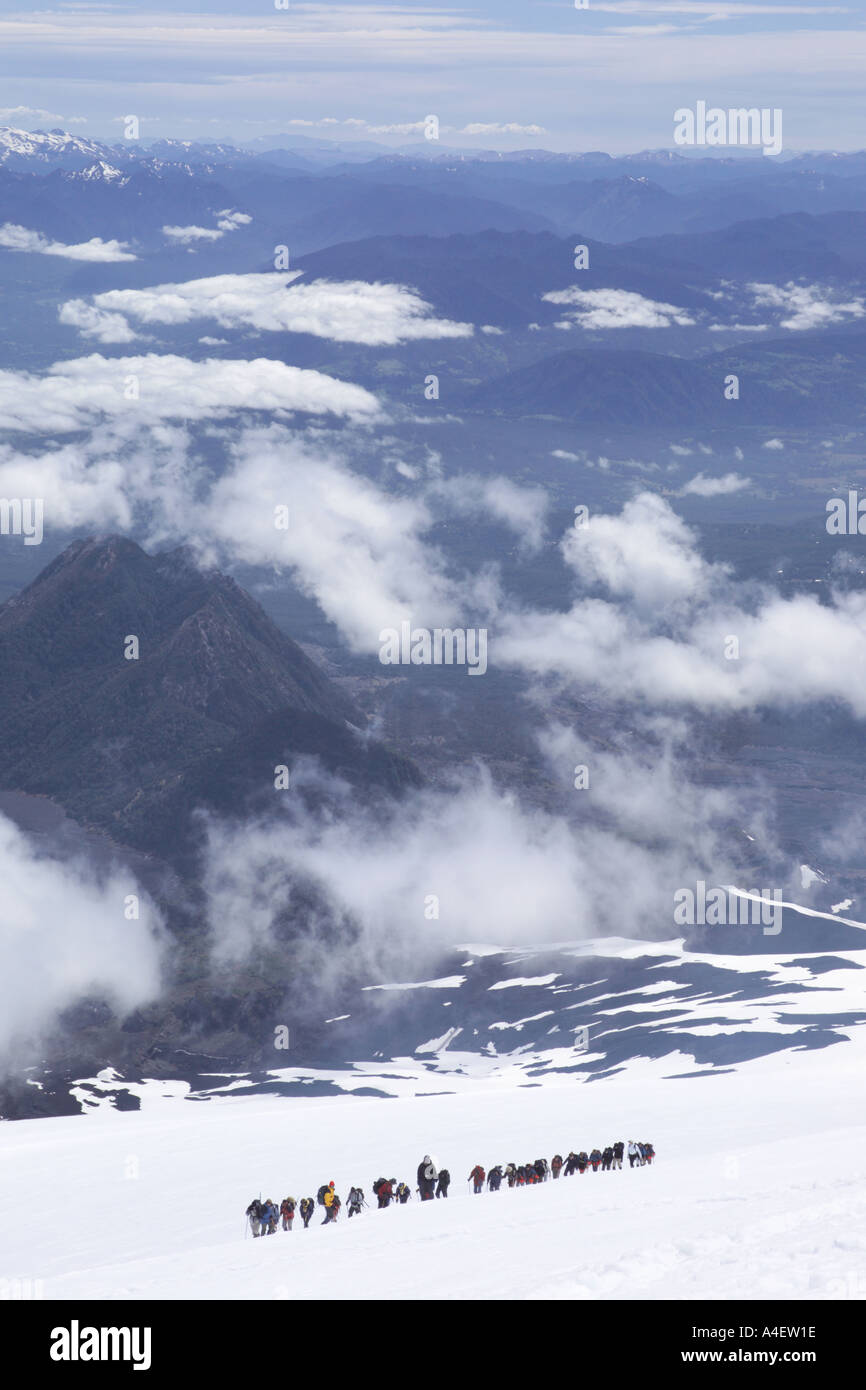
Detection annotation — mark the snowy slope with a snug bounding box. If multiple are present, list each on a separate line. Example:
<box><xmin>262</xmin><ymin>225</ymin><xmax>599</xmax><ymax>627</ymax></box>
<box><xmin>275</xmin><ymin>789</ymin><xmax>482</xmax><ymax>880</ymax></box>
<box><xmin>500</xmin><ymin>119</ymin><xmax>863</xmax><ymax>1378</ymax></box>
<box><xmin>3</xmin><ymin>1037</ymin><xmax>866</xmax><ymax>1301</ymax></box>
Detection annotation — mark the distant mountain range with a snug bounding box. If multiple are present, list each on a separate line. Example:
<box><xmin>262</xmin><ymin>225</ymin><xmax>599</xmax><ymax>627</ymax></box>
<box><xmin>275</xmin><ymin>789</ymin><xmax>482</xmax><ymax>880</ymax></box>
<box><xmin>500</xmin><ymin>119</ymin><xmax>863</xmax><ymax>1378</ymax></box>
<box><xmin>462</xmin><ymin>332</ymin><xmax>866</xmax><ymax>426</ymax></box>
<box><xmin>6</xmin><ymin>125</ymin><xmax>866</xmax><ymax>253</ymax></box>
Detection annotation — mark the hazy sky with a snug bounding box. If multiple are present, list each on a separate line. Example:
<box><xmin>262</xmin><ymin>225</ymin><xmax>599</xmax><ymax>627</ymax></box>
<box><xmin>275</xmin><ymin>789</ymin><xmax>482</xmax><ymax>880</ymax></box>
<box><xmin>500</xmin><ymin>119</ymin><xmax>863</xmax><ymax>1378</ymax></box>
<box><xmin>0</xmin><ymin>1</ymin><xmax>864</xmax><ymax>151</ymax></box>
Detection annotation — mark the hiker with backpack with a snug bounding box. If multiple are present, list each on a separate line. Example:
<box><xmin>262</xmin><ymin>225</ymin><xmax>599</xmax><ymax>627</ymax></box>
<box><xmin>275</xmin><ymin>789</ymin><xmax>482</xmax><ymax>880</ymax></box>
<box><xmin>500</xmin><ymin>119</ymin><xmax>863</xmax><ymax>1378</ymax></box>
<box><xmin>373</xmin><ymin>1177</ymin><xmax>393</xmax><ymax>1209</ymax></box>
<box><xmin>645</xmin><ymin>1142</ymin><xmax>655</xmax><ymax>1165</ymax></box>
<box><xmin>280</xmin><ymin>1197</ymin><xmax>296</xmax><ymax>1230</ymax></box>
<box><xmin>417</xmin><ymin>1155</ymin><xmax>437</xmax><ymax>1201</ymax></box>
<box><xmin>589</xmin><ymin>1149</ymin><xmax>602</xmax><ymax>1172</ymax></box>
<box><xmin>347</xmin><ymin>1187</ymin><xmax>365</xmax><ymax>1217</ymax></box>
<box><xmin>505</xmin><ymin>1163</ymin><xmax>517</xmax><ymax>1188</ymax></box>
<box><xmin>318</xmin><ymin>1181</ymin><xmax>337</xmax><ymax>1223</ymax></box>
<box><xmin>602</xmin><ymin>1146</ymin><xmax>613</xmax><ymax>1172</ymax></box>
<box><xmin>628</xmin><ymin>1141</ymin><xmax>640</xmax><ymax>1168</ymax></box>
<box><xmin>245</xmin><ymin>1198</ymin><xmax>263</xmax><ymax>1238</ymax></box>
<box><xmin>534</xmin><ymin>1158</ymin><xmax>547</xmax><ymax>1183</ymax></box>
<box><xmin>468</xmin><ymin>1163</ymin><xmax>485</xmax><ymax>1194</ymax></box>
<box><xmin>435</xmin><ymin>1168</ymin><xmax>450</xmax><ymax>1199</ymax></box>
<box><xmin>613</xmin><ymin>1141</ymin><xmax>624</xmax><ymax>1170</ymax></box>
<box><xmin>564</xmin><ymin>1152</ymin><xmax>578</xmax><ymax>1177</ymax></box>
<box><xmin>396</xmin><ymin>1182</ymin><xmax>411</xmax><ymax>1204</ymax></box>
<box><xmin>487</xmin><ymin>1165</ymin><xmax>503</xmax><ymax>1192</ymax></box>
<box><xmin>577</xmin><ymin>1152</ymin><xmax>588</xmax><ymax>1174</ymax></box>
<box><xmin>551</xmin><ymin>1154</ymin><xmax>564</xmax><ymax>1179</ymax></box>
<box><xmin>260</xmin><ymin>1198</ymin><xmax>278</xmax><ymax>1234</ymax></box>
<box><xmin>299</xmin><ymin>1197</ymin><xmax>314</xmax><ymax>1229</ymax></box>
<box><xmin>322</xmin><ymin>1186</ymin><xmax>340</xmax><ymax>1223</ymax></box>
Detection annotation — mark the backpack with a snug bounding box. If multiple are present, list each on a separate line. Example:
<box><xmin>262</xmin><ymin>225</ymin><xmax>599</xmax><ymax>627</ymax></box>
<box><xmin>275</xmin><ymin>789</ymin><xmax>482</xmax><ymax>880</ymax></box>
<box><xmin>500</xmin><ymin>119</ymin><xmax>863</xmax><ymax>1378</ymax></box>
<box><xmin>349</xmin><ymin>1187</ymin><xmax>363</xmax><ymax>1206</ymax></box>
<box><xmin>317</xmin><ymin>1185</ymin><xmax>329</xmax><ymax>1206</ymax></box>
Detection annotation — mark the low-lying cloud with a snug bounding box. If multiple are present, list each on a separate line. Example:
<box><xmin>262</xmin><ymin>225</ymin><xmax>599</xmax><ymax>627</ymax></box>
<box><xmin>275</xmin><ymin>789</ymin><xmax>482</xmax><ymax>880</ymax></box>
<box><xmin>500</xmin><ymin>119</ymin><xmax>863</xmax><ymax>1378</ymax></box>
<box><xmin>498</xmin><ymin>490</ymin><xmax>866</xmax><ymax>716</ymax></box>
<box><xmin>0</xmin><ymin>222</ymin><xmax>136</xmax><ymax>262</ymax></box>
<box><xmin>62</xmin><ymin>272</ymin><xmax>474</xmax><ymax>346</ymax></box>
<box><xmin>749</xmin><ymin>282</ymin><xmax>865</xmax><ymax>331</ymax></box>
<box><xmin>0</xmin><ymin>353</ymin><xmax>380</xmax><ymax>431</ymax></box>
<box><xmin>544</xmin><ymin>287</ymin><xmax>696</xmax><ymax>329</ymax></box>
<box><xmin>0</xmin><ymin>814</ymin><xmax>164</xmax><ymax>1061</ymax></box>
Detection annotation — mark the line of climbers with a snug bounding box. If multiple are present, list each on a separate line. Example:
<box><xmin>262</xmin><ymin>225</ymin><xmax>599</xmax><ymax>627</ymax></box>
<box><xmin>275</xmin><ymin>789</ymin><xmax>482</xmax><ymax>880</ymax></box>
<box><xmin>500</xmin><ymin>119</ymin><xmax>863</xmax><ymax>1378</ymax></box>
<box><xmin>244</xmin><ymin>1155</ymin><xmax>452</xmax><ymax>1235</ymax></box>
<box><xmin>468</xmin><ymin>1142</ymin><xmax>654</xmax><ymax>1191</ymax></box>
<box><xmin>244</xmin><ymin>1144</ymin><xmax>655</xmax><ymax>1235</ymax></box>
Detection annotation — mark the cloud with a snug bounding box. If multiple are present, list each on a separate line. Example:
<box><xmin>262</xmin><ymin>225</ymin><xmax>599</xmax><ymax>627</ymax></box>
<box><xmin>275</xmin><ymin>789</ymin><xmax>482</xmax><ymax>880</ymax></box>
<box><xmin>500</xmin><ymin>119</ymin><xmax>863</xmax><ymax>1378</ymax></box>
<box><xmin>749</xmin><ymin>282</ymin><xmax>865</xmax><ymax>331</ymax></box>
<box><xmin>763</xmin><ymin>437</ymin><xmax>784</xmax><ymax>449</ymax></box>
<box><xmin>162</xmin><ymin>225</ymin><xmax>224</xmax><ymax>243</ymax></box>
<box><xmin>216</xmin><ymin>210</ymin><xmax>252</xmax><ymax>230</ymax></box>
<box><xmin>0</xmin><ymin>354</ymin><xmax>380</xmax><ymax>432</ymax></box>
<box><xmin>0</xmin><ymin>418</ymin><xmax>529</xmax><ymax>654</ymax></box>
<box><xmin>65</xmin><ymin>273</ymin><xmax>474</xmax><ymax>347</ymax></box>
<box><xmin>0</xmin><ymin>223</ymin><xmax>136</xmax><ymax>262</ymax></box>
<box><xmin>459</xmin><ymin>122</ymin><xmax>546</xmax><ymax>135</ymax></box>
<box><xmin>200</xmin><ymin>731</ymin><xmax>776</xmax><ymax>979</ymax></box>
<box><xmin>0</xmin><ymin>814</ymin><xmax>164</xmax><ymax>1062</ymax></box>
<box><xmin>163</xmin><ymin>209</ymin><xmax>252</xmax><ymax>244</ymax></box>
<box><xmin>197</xmin><ymin>427</ymin><xmax>495</xmax><ymax>648</ymax></box>
<box><xmin>564</xmin><ymin>491</ymin><xmax>721</xmax><ymax>608</ymax></box>
<box><xmin>0</xmin><ymin>105</ymin><xmax>85</xmax><ymax>123</ymax></box>
<box><xmin>678</xmin><ymin>471</ymin><xmax>751</xmax><ymax>496</ymax></box>
<box><xmin>59</xmin><ymin>300</ymin><xmax>139</xmax><ymax>344</ymax></box>
<box><xmin>543</xmin><ymin>287</ymin><xmax>696</xmax><ymax>329</ymax></box>
<box><xmin>708</xmin><ymin>322</ymin><xmax>770</xmax><ymax>333</ymax></box>
<box><xmin>592</xmin><ymin>3</ymin><xmax>847</xmax><ymax>16</ymax></box>
<box><xmin>497</xmin><ymin>491</ymin><xmax>866</xmax><ymax>717</ymax></box>
<box><xmin>430</xmin><ymin>473</ymin><xmax>550</xmax><ymax>553</ymax></box>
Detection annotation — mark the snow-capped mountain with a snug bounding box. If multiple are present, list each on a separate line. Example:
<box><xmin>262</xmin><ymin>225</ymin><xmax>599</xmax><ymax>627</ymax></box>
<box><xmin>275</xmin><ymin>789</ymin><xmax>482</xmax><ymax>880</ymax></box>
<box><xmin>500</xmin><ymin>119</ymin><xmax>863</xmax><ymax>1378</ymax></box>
<box><xmin>0</xmin><ymin>126</ymin><xmax>115</xmax><ymax>169</ymax></box>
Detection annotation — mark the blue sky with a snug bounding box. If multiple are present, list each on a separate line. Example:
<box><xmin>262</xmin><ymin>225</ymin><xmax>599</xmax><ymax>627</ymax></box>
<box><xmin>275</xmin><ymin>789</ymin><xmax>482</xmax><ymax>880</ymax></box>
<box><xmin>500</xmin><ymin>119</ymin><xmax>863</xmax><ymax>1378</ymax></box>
<box><xmin>0</xmin><ymin>1</ymin><xmax>864</xmax><ymax>151</ymax></box>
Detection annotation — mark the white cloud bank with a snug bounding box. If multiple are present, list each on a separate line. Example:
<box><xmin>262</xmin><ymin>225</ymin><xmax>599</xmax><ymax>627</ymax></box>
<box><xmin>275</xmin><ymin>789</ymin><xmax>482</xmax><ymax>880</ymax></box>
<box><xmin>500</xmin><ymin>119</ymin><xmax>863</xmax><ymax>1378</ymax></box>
<box><xmin>0</xmin><ymin>354</ymin><xmax>380</xmax><ymax>432</ymax></box>
<box><xmin>497</xmin><ymin>491</ymin><xmax>866</xmax><ymax>716</ymax></box>
<box><xmin>749</xmin><ymin>282</ymin><xmax>865</xmax><ymax>331</ymax></box>
<box><xmin>162</xmin><ymin>209</ymin><xmax>252</xmax><ymax>244</ymax></box>
<box><xmin>0</xmin><ymin>814</ymin><xmax>164</xmax><ymax>1059</ymax></box>
<box><xmin>201</xmin><ymin>736</ymin><xmax>772</xmax><ymax>975</ymax></box>
<box><xmin>543</xmin><ymin>287</ymin><xmax>696</xmax><ymax>329</ymax></box>
<box><xmin>678</xmin><ymin>471</ymin><xmax>751</xmax><ymax>496</ymax></box>
<box><xmin>0</xmin><ymin>222</ymin><xmax>136</xmax><ymax>262</ymax></box>
<box><xmin>0</xmin><ymin>420</ymin><xmax>551</xmax><ymax>651</ymax></box>
<box><xmin>62</xmin><ymin>272</ymin><xmax>474</xmax><ymax>347</ymax></box>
